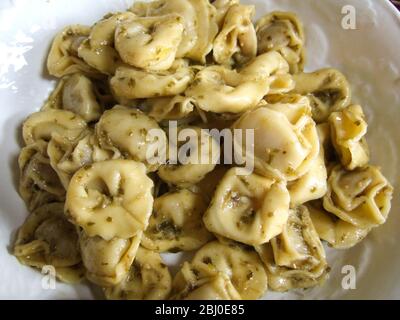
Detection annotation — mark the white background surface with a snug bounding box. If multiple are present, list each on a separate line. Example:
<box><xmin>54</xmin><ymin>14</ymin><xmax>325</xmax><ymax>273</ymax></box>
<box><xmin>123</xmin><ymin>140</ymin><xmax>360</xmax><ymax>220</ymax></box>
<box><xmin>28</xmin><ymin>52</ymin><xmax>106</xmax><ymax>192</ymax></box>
<box><xmin>0</xmin><ymin>0</ymin><xmax>399</xmax><ymax>299</ymax></box>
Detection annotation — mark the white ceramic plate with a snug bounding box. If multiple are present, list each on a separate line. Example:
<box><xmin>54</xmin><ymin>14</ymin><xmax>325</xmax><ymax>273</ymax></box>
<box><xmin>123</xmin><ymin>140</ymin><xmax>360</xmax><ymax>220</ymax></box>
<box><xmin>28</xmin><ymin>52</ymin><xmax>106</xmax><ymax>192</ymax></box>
<box><xmin>0</xmin><ymin>0</ymin><xmax>399</xmax><ymax>300</ymax></box>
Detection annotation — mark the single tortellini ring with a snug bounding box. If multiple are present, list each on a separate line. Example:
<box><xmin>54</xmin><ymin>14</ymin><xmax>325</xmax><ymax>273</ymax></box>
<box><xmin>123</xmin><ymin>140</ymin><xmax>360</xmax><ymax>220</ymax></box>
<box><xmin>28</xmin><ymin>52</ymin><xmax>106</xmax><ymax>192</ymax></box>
<box><xmin>130</xmin><ymin>0</ymin><xmax>196</xmax><ymax>57</ymax></box>
<box><xmin>115</xmin><ymin>14</ymin><xmax>185</xmax><ymax>71</ymax></box>
<box><xmin>47</xmin><ymin>25</ymin><xmax>99</xmax><ymax>77</ymax></box>
<box><xmin>186</xmin><ymin>52</ymin><xmax>291</xmax><ymax>114</ymax></box>
<box><xmin>77</xmin><ymin>12</ymin><xmax>135</xmax><ymax>75</ymax></box>
<box><xmin>288</xmin><ymin>123</ymin><xmax>329</xmax><ymax>207</ymax></box>
<box><xmin>256</xmin><ymin>11</ymin><xmax>305</xmax><ymax>73</ymax></box>
<box><xmin>141</xmin><ymin>189</ymin><xmax>213</xmax><ymax>252</ymax></box>
<box><xmin>213</xmin><ymin>4</ymin><xmax>257</xmax><ymax>65</ymax></box>
<box><xmin>190</xmin><ymin>241</ymin><xmax>268</xmax><ymax>300</ymax></box>
<box><xmin>95</xmin><ymin>106</ymin><xmax>167</xmax><ymax>172</ymax></box>
<box><xmin>158</xmin><ymin>126</ymin><xmax>220</xmax><ymax>187</ymax></box>
<box><xmin>43</xmin><ymin>75</ymin><xmax>114</xmax><ymax>113</ymax></box>
<box><xmin>329</xmin><ymin>104</ymin><xmax>369</xmax><ymax>170</ymax></box>
<box><xmin>104</xmin><ymin>247</ymin><xmax>171</xmax><ymax>300</ymax></box>
<box><xmin>291</xmin><ymin>68</ymin><xmax>352</xmax><ymax>123</ymax></box>
<box><xmin>322</xmin><ymin>164</ymin><xmax>393</xmax><ymax>228</ymax></box>
<box><xmin>110</xmin><ymin>64</ymin><xmax>194</xmax><ymax>100</ymax></box>
<box><xmin>61</xmin><ymin>73</ymin><xmax>103</xmax><ymax>122</ymax></box>
<box><xmin>14</xmin><ymin>203</ymin><xmax>84</xmax><ymax>283</ymax></box>
<box><xmin>47</xmin><ymin>131</ymin><xmax>120</xmax><ymax>189</ymax></box>
<box><xmin>170</xmin><ymin>262</ymin><xmax>242</xmax><ymax>300</ymax></box>
<box><xmin>255</xmin><ymin>205</ymin><xmax>328</xmax><ymax>292</ymax></box>
<box><xmin>130</xmin><ymin>0</ymin><xmax>218</xmax><ymax>63</ymax></box>
<box><xmin>65</xmin><ymin>160</ymin><xmax>154</xmax><ymax>240</ymax></box>
<box><xmin>270</xmin><ymin>206</ymin><xmax>327</xmax><ymax>269</ymax></box>
<box><xmin>203</xmin><ymin>167</ymin><xmax>290</xmax><ymax>246</ymax></box>
<box><xmin>22</xmin><ymin>109</ymin><xmax>87</xmax><ymax>146</ymax></box>
<box><xmin>79</xmin><ymin>230</ymin><xmax>142</xmax><ymax>286</ymax></box>
<box><xmin>307</xmin><ymin>201</ymin><xmax>370</xmax><ymax>249</ymax></box>
<box><xmin>19</xmin><ymin>140</ymin><xmax>65</xmax><ymax>211</ymax></box>
<box><xmin>232</xmin><ymin>95</ymin><xmax>319</xmax><ymax>181</ymax></box>
<box><xmin>186</xmin><ymin>65</ymin><xmax>267</xmax><ymax>114</ymax></box>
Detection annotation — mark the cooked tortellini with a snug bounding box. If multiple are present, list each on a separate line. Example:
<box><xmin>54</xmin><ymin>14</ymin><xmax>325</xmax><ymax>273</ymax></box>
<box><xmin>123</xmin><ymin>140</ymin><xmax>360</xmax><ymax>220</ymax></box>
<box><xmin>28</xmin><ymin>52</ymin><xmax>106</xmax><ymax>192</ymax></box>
<box><xmin>77</xmin><ymin>12</ymin><xmax>134</xmax><ymax>75</ymax></box>
<box><xmin>104</xmin><ymin>247</ymin><xmax>171</xmax><ymax>300</ymax></box>
<box><xmin>288</xmin><ymin>123</ymin><xmax>328</xmax><ymax>206</ymax></box>
<box><xmin>61</xmin><ymin>74</ymin><xmax>103</xmax><ymax>122</ymax></box>
<box><xmin>13</xmin><ymin>0</ymin><xmax>394</xmax><ymax>300</ymax></box>
<box><xmin>115</xmin><ymin>14</ymin><xmax>184</xmax><ymax>71</ymax></box>
<box><xmin>19</xmin><ymin>140</ymin><xmax>65</xmax><ymax>210</ymax></box>
<box><xmin>158</xmin><ymin>126</ymin><xmax>220</xmax><ymax>187</ymax></box>
<box><xmin>77</xmin><ymin>38</ymin><xmax>121</xmax><ymax>76</ymax></box>
<box><xmin>170</xmin><ymin>262</ymin><xmax>241</xmax><ymax>300</ymax></box>
<box><xmin>130</xmin><ymin>0</ymin><xmax>218</xmax><ymax>63</ymax></box>
<box><xmin>142</xmin><ymin>189</ymin><xmax>212</xmax><ymax>252</ymax></box>
<box><xmin>203</xmin><ymin>168</ymin><xmax>290</xmax><ymax>246</ymax></box>
<box><xmin>47</xmin><ymin>131</ymin><xmax>119</xmax><ymax>188</ymax></box>
<box><xmin>329</xmin><ymin>104</ymin><xmax>369</xmax><ymax>170</ymax></box>
<box><xmin>95</xmin><ymin>106</ymin><xmax>167</xmax><ymax>171</ymax></box>
<box><xmin>22</xmin><ymin>109</ymin><xmax>87</xmax><ymax>145</ymax></box>
<box><xmin>256</xmin><ymin>206</ymin><xmax>328</xmax><ymax>292</ymax></box>
<box><xmin>233</xmin><ymin>95</ymin><xmax>319</xmax><ymax>181</ymax></box>
<box><xmin>212</xmin><ymin>0</ymin><xmax>240</xmax><ymax>27</ymax></box>
<box><xmin>213</xmin><ymin>4</ymin><xmax>257</xmax><ymax>65</ymax></box>
<box><xmin>323</xmin><ymin>164</ymin><xmax>393</xmax><ymax>229</ymax></box>
<box><xmin>79</xmin><ymin>230</ymin><xmax>142</xmax><ymax>286</ymax></box>
<box><xmin>256</xmin><ymin>11</ymin><xmax>305</xmax><ymax>73</ymax></box>
<box><xmin>66</xmin><ymin>160</ymin><xmax>154</xmax><ymax>240</ymax></box>
<box><xmin>110</xmin><ymin>64</ymin><xmax>194</xmax><ymax>100</ymax></box>
<box><xmin>189</xmin><ymin>241</ymin><xmax>268</xmax><ymax>299</ymax></box>
<box><xmin>291</xmin><ymin>69</ymin><xmax>352</xmax><ymax>122</ymax></box>
<box><xmin>47</xmin><ymin>25</ymin><xmax>98</xmax><ymax>77</ymax></box>
<box><xmin>186</xmin><ymin>51</ymin><xmax>292</xmax><ymax>113</ymax></box>
<box><xmin>143</xmin><ymin>95</ymin><xmax>196</xmax><ymax>122</ymax></box>
<box><xmin>42</xmin><ymin>73</ymin><xmax>102</xmax><ymax>122</ymax></box>
<box><xmin>14</xmin><ymin>203</ymin><xmax>84</xmax><ymax>283</ymax></box>
<box><xmin>307</xmin><ymin>201</ymin><xmax>370</xmax><ymax>249</ymax></box>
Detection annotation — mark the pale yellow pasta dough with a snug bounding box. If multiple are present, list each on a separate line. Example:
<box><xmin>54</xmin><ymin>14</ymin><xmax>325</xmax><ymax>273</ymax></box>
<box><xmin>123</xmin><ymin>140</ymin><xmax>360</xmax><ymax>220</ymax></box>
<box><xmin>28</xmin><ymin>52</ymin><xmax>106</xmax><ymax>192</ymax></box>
<box><xmin>256</xmin><ymin>205</ymin><xmax>328</xmax><ymax>292</ymax></box>
<box><xmin>233</xmin><ymin>95</ymin><xmax>319</xmax><ymax>181</ymax></box>
<box><xmin>256</xmin><ymin>11</ymin><xmax>305</xmax><ymax>73</ymax></box>
<box><xmin>323</xmin><ymin>164</ymin><xmax>393</xmax><ymax>228</ymax></box>
<box><xmin>79</xmin><ymin>230</ymin><xmax>142</xmax><ymax>286</ymax></box>
<box><xmin>95</xmin><ymin>106</ymin><xmax>167</xmax><ymax>172</ymax></box>
<box><xmin>115</xmin><ymin>14</ymin><xmax>184</xmax><ymax>71</ymax></box>
<box><xmin>104</xmin><ymin>247</ymin><xmax>171</xmax><ymax>300</ymax></box>
<box><xmin>203</xmin><ymin>167</ymin><xmax>290</xmax><ymax>246</ymax></box>
<box><xmin>142</xmin><ymin>189</ymin><xmax>212</xmax><ymax>252</ymax></box>
<box><xmin>190</xmin><ymin>241</ymin><xmax>268</xmax><ymax>299</ymax></box>
<box><xmin>329</xmin><ymin>104</ymin><xmax>369</xmax><ymax>170</ymax></box>
<box><xmin>47</xmin><ymin>25</ymin><xmax>99</xmax><ymax>77</ymax></box>
<box><xmin>66</xmin><ymin>160</ymin><xmax>154</xmax><ymax>240</ymax></box>
<box><xmin>14</xmin><ymin>203</ymin><xmax>84</xmax><ymax>284</ymax></box>
<box><xmin>213</xmin><ymin>4</ymin><xmax>257</xmax><ymax>65</ymax></box>
<box><xmin>22</xmin><ymin>109</ymin><xmax>87</xmax><ymax>145</ymax></box>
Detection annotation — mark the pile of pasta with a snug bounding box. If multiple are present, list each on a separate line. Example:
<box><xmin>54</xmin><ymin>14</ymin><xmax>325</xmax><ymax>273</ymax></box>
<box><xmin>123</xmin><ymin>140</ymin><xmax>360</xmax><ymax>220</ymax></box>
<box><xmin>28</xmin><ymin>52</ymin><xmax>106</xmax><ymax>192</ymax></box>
<box><xmin>14</xmin><ymin>0</ymin><xmax>393</xmax><ymax>300</ymax></box>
